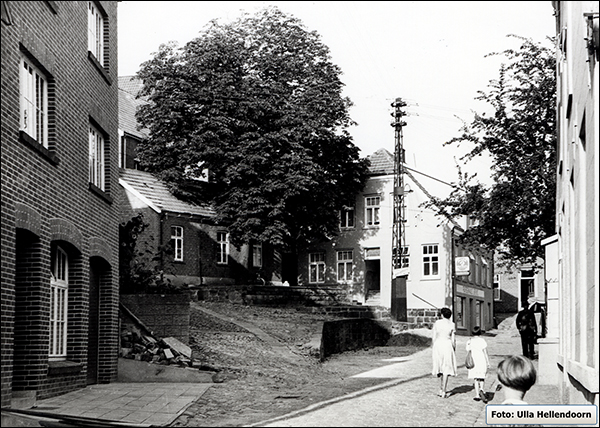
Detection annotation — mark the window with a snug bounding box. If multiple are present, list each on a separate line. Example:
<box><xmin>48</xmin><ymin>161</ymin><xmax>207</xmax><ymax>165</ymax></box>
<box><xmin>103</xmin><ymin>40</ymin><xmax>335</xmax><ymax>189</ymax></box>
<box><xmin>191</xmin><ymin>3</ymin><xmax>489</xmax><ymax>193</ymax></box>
<box><xmin>19</xmin><ymin>57</ymin><xmax>48</xmax><ymax>147</ymax></box>
<box><xmin>88</xmin><ymin>1</ymin><xmax>105</xmax><ymax>66</ymax></box>
<box><xmin>392</xmin><ymin>246</ymin><xmax>410</xmax><ymax>269</ymax></box>
<box><xmin>170</xmin><ymin>226</ymin><xmax>183</xmax><ymax>261</ymax></box>
<box><xmin>481</xmin><ymin>258</ymin><xmax>488</xmax><ymax>286</ymax></box>
<box><xmin>337</xmin><ymin>251</ymin><xmax>353</xmax><ymax>283</ymax></box>
<box><xmin>475</xmin><ymin>300</ymin><xmax>481</xmax><ymax>328</ymax></box>
<box><xmin>50</xmin><ymin>246</ymin><xmax>68</xmax><ymax>360</ymax></box>
<box><xmin>521</xmin><ymin>269</ymin><xmax>535</xmax><ymax>298</ymax></box>
<box><xmin>309</xmin><ymin>253</ymin><xmax>325</xmax><ymax>283</ymax></box>
<box><xmin>422</xmin><ymin>244</ymin><xmax>439</xmax><ymax>277</ymax></box>
<box><xmin>340</xmin><ymin>207</ymin><xmax>355</xmax><ymax>228</ymax></box>
<box><xmin>456</xmin><ymin>296</ymin><xmax>465</xmax><ymax>328</ymax></box>
<box><xmin>89</xmin><ymin>123</ymin><xmax>105</xmax><ymax>190</ymax></box>
<box><xmin>252</xmin><ymin>243</ymin><xmax>262</xmax><ymax>268</ymax></box>
<box><xmin>365</xmin><ymin>196</ymin><xmax>380</xmax><ymax>226</ymax></box>
<box><xmin>468</xmin><ymin>253</ymin><xmax>476</xmax><ymax>283</ymax></box>
<box><xmin>217</xmin><ymin>232</ymin><xmax>229</xmax><ymax>265</ymax></box>
<box><xmin>401</xmin><ymin>246</ymin><xmax>410</xmax><ymax>268</ymax></box>
<box><xmin>493</xmin><ymin>274</ymin><xmax>501</xmax><ymax>300</ymax></box>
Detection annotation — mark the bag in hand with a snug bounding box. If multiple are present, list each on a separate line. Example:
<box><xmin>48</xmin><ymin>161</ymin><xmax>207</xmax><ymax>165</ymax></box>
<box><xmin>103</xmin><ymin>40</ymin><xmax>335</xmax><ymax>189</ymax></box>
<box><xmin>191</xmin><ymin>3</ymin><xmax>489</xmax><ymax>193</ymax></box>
<box><xmin>465</xmin><ymin>350</ymin><xmax>475</xmax><ymax>369</ymax></box>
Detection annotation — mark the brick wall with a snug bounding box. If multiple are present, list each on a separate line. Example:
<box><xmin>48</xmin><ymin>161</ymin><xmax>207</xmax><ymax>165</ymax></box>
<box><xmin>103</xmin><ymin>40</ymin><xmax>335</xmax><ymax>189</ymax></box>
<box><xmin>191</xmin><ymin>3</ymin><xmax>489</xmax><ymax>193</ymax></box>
<box><xmin>1</xmin><ymin>1</ymin><xmax>120</xmax><ymax>406</ymax></box>
<box><xmin>120</xmin><ymin>294</ymin><xmax>191</xmax><ymax>343</ymax></box>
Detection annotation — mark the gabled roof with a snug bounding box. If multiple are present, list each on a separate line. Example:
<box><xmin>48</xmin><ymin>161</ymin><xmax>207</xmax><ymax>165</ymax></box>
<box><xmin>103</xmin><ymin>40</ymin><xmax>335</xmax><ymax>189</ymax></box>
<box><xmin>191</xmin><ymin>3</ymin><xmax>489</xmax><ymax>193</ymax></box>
<box><xmin>118</xmin><ymin>75</ymin><xmax>144</xmax><ymax>98</ymax></box>
<box><xmin>367</xmin><ymin>148</ymin><xmax>394</xmax><ymax>175</ymax></box>
<box><xmin>118</xmin><ymin>76</ymin><xmax>149</xmax><ymax>140</ymax></box>
<box><xmin>120</xmin><ymin>169</ymin><xmax>215</xmax><ymax>218</ymax></box>
<box><xmin>367</xmin><ymin>148</ymin><xmax>462</xmax><ymax>229</ymax></box>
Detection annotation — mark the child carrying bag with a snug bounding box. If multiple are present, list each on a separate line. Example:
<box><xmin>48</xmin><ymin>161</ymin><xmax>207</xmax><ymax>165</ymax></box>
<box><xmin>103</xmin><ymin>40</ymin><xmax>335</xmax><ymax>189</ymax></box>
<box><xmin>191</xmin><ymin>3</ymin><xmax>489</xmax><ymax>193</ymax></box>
<box><xmin>465</xmin><ymin>349</ymin><xmax>475</xmax><ymax>369</ymax></box>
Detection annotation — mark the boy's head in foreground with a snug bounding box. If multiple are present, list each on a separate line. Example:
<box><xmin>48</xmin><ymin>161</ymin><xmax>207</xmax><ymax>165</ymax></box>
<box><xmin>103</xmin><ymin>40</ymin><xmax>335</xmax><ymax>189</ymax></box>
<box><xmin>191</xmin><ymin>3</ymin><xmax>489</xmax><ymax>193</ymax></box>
<box><xmin>497</xmin><ymin>355</ymin><xmax>536</xmax><ymax>395</ymax></box>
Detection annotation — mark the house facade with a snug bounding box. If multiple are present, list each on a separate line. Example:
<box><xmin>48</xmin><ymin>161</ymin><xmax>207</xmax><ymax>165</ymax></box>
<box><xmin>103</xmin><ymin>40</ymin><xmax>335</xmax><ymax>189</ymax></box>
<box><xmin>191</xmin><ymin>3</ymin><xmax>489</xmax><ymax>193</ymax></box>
<box><xmin>1</xmin><ymin>1</ymin><xmax>120</xmax><ymax>407</ymax></box>
<box><xmin>493</xmin><ymin>257</ymin><xmax>546</xmax><ymax>314</ymax></box>
<box><xmin>119</xmin><ymin>169</ymin><xmax>277</xmax><ymax>288</ymax></box>
<box><xmin>551</xmin><ymin>1</ymin><xmax>598</xmax><ymax>406</ymax></box>
<box><xmin>296</xmin><ymin>149</ymin><xmax>494</xmax><ymax>332</ymax></box>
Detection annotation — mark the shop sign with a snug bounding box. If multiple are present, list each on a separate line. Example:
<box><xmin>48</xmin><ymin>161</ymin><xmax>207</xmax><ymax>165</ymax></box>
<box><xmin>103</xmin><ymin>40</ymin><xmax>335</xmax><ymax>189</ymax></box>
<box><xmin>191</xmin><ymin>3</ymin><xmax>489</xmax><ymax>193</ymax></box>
<box><xmin>455</xmin><ymin>256</ymin><xmax>470</xmax><ymax>276</ymax></box>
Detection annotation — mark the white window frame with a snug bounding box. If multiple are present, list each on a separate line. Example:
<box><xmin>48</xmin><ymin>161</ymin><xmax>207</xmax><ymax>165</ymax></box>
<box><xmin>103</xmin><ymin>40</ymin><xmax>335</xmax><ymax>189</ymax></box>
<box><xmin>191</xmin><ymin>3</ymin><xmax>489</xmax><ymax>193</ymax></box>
<box><xmin>336</xmin><ymin>250</ymin><xmax>353</xmax><ymax>283</ymax></box>
<box><xmin>171</xmin><ymin>226</ymin><xmax>183</xmax><ymax>261</ymax></box>
<box><xmin>422</xmin><ymin>244</ymin><xmax>439</xmax><ymax>277</ymax></box>
<box><xmin>340</xmin><ymin>207</ymin><xmax>355</xmax><ymax>229</ymax></box>
<box><xmin>217</xmin><ymin>232</ymin><xmax>229</xmax><ymax>265</ymax></box>
<box><xmin>89</xmin><ymin>123</ymin><xmax>105</xmax><ymax>191</ymax></box>
<box><xmin>493</xmin><ymin>274</ymin><xmax>501</xmax><ymax>301</ymax></box>
<box><xmin>401</xmin><ymin>246</ymin><xmax>410</xmax><ymax>269</ymax></box>
<box><xmin>365</xmin><ymin>196</ymin><xmax>380</xmax><ymax>226</ymax></box>
<box><xmin>50</xmin><ymin>246</ymin><xmax>68</xmax><ymax>360</ymax></box>
<box><xmin>88</xmin><ymin>1</ymin><xmax>105</xmax><ymax>66</ymax></box>
<box><xmin>19</xmin><ymin>56</ymin><xmax>48</xmax><ymax>147</ymax></box>
<box><xmin>520</xmin><ymin>269</ymin><xmax>535</xmax><ymax>298</ymax></box>
<box><xmin>252</xmin><ymin>242</ymin><xmax>262</xmax><ymax>268</ymax></box>
<box><xmin>309</xmin><ymin>253</ymin><xmax>325</xmax><ymax>284</ymax></box>
<box><xmin>456</xmin><ymin>296</ymin><xmax>465</xmax><ymax>328</ymax></box>
<box><xmin>475</xmin><ymin>300</ymin><xmax>482</xmax><ymax>327</ymax></box>
<box><xmin>481</xmin><ymin>258</ymin><xmax>488</xmax><ymax>286</ymax></box>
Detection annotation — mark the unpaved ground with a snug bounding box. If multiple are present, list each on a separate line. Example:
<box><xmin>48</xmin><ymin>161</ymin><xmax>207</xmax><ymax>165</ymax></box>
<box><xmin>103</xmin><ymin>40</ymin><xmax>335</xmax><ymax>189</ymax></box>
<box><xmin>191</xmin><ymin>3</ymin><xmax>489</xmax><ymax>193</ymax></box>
<box><xmin>172</xmin><ymin>302</ymin><xmax>428</xmax><ymax>427</ymax></box>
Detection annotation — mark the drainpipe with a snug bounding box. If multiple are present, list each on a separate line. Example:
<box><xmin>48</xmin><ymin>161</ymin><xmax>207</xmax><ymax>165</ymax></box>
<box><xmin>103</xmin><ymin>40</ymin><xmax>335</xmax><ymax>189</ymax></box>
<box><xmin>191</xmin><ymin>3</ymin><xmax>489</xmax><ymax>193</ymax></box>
<box><xmin>159</xmin><ymin>211</ymin><xmax>165</xmax><ymax>285</ymax></box>
<box><xmin>451</xmin><ymin>226</ymin><xmax>456</xmax><ymax>323</ymax></box>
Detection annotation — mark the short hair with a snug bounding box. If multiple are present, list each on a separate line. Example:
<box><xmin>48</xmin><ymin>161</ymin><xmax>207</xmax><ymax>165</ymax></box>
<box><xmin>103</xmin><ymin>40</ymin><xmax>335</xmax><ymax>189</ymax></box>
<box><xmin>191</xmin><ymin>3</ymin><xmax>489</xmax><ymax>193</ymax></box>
<box><xmin>497</xmin><ymin>355</ymin><xmax>536</xmax><ymax>393</ymax></box>
<box><xmin>440</xmin><ymin>307</ymin><xmax>452</xmax><ymax>319</ymax></box>
<box><xmin>472</xmin><ymin>326</ymin><xmax>482</xmax><ymax>336</ymax></box>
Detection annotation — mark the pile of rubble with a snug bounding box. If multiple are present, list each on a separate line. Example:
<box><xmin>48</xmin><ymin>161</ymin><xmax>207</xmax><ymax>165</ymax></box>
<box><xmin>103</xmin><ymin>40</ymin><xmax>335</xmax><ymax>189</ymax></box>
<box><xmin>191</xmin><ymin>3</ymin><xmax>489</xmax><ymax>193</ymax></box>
<box><xmin>120</xmin><ymin>302</ymin><xmax>200</xmax><ymax>369</ymax></box>
<box><xmin>120</xmin><ymin>327</ymin><xmax>194</xmax><ymax>366</ymax></box>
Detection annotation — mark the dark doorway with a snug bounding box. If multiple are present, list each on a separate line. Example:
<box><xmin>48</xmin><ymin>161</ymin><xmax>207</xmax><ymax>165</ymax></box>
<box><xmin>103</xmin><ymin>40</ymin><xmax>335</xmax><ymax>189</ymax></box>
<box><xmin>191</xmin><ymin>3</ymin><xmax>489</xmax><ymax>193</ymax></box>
<box><xmin>13</xmin><ymin>229</ymin><xmax>43</xmax><ymax>394</ymax></box>
<box><xmin>87</xmin><ymin>258</ymin><xmax>102</xmax><ymax>385</ymax></box>
<box><xmin>281</xmin><ymin>252</ymin><xmax>298</xmax><ymax>286</ymax></box>
<box><xmin>365</xmin><ymin>259</ymin><xmax>380</xmax><ymax>303</ymax></box>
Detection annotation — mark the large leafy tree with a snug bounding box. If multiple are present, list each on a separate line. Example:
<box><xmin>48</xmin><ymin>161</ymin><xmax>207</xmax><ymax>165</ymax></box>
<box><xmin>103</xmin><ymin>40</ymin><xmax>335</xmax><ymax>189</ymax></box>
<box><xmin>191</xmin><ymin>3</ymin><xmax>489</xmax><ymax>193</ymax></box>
<box><xmin>425</xmin><ymin>36</ymin><xmax>556</xmax><ymax>267</ymax></box>
<box><xmin>135</xmin><ymin>7</ymin><xmax>369</xmax><ymax>257</ymax></box>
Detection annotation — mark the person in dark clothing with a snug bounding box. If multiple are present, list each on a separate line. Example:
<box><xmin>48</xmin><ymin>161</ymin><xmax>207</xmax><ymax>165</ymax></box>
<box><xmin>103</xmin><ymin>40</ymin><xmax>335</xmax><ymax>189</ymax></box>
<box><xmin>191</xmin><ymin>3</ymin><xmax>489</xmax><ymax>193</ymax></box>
<box><xmin>516</xmin><ymin>303</ymin><xmax>537</xmax><ymax>359</ymax></box>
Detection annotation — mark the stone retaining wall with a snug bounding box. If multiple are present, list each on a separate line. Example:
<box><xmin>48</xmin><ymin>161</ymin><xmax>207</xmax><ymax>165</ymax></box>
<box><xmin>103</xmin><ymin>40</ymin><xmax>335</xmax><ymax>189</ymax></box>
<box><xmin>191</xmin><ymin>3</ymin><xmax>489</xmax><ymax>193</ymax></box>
<box><xmin>320</xmin><ymin>319</ymin><xmax>392</xmax><ymax>360</ymax></box>
<box><xmin>407</xmin><ymin>308</ymin><xmax>441</xmax><ymax>329</ymax></box>
<box><xmin>195</xmin><ymin>284</ymin><xmax>352</xmax><ymax>307</ymax></box>
<box><xmin>120</xmin><ymin>294</ymin><xmax>191</xmax><ymax>343</ymax></box>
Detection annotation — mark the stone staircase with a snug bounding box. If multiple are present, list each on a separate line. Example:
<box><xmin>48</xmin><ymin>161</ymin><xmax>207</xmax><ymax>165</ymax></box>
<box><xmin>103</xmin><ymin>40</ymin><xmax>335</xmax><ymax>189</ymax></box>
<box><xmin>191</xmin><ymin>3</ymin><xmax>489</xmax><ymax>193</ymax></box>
<box><xmin>364</xmin><ymin>290</ymin><xmax>381</xmax><ymax>307</ymax></box>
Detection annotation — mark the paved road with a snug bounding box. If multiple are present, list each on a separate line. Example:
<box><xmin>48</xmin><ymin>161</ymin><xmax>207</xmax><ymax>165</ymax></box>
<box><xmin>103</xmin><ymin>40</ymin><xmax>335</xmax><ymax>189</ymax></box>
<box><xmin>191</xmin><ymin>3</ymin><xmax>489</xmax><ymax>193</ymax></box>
<box><xmin>248</xmin><ymin>316</ymin><xmax>560</xmax><ymax>427</ymax></box>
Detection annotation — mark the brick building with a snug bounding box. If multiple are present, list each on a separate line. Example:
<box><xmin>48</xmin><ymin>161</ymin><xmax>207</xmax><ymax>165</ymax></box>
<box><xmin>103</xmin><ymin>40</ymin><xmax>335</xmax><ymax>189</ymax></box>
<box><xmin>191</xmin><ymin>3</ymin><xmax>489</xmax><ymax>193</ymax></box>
<box><xmin>117</xmin><ymin>76</ymin><xmax>279</xmax><ymax>289</ymax></box>
<box><xmin>1</xmin><ymin>1</ymin><xmax>120</xmax><ymax>407</ymax></box>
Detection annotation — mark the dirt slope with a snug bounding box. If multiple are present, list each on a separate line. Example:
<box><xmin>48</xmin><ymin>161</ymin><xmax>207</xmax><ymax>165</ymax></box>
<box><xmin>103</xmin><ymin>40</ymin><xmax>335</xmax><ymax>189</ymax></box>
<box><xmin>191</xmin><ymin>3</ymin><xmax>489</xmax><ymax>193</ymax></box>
<box><xmin>172</xmin><ymin>301</ymin><xmax>427</xmax><ymax>427</ymax></box>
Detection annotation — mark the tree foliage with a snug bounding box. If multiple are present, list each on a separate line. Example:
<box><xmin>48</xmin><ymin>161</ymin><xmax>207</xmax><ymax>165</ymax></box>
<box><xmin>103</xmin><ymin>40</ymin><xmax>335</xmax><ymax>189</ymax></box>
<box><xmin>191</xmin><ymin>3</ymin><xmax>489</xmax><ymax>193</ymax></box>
<box><xmin>135</xmin><ymin>7</ymin><xmax>369</xmax><ymax>252</ymax></box>
<box><xmin>424</xmin><ymin>36</ymin><xmax>556</xmax><ymax>267</ymax></box>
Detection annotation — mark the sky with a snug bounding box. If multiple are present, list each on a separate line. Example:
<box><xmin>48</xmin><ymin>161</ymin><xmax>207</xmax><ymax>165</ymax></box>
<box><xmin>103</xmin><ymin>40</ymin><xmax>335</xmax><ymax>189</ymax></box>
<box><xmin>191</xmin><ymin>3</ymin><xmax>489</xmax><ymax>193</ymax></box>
<box><xmin>118</xmin><ymin>1</ymin><xmax>556</xmax><ymax>197</ymax></box>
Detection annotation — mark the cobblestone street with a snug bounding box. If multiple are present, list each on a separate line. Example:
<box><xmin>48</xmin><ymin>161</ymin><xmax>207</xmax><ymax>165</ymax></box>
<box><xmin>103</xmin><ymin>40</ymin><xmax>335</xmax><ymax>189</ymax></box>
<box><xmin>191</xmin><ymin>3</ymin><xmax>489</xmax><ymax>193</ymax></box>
<box><xmin>249</xmin><ymin>315</ymin><xmax>560</xmax><ymax>427</ymax></box>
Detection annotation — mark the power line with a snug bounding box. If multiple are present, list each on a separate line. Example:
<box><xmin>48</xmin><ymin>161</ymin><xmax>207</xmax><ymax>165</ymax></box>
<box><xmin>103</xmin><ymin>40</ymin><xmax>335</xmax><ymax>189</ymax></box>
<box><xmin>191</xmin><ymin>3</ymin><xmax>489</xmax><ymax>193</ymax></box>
<box><xmin>403</xmin><ymin>165</ymin><xmax>455</xmax><ymax>188</ymax></box>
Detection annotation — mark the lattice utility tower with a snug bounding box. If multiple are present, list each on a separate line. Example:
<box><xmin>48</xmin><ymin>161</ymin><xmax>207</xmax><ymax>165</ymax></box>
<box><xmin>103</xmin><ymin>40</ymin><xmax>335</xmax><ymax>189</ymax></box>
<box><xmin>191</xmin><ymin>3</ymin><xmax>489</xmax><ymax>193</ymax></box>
<box><xmin>391</xmin><ymin>97</ymin><xmax>407</xmax><ymax>272</ymax></box>
<box><xmin>390</xmin><ymin>97</ymin><xmax>408</xmax><ymax>322</ymax></box>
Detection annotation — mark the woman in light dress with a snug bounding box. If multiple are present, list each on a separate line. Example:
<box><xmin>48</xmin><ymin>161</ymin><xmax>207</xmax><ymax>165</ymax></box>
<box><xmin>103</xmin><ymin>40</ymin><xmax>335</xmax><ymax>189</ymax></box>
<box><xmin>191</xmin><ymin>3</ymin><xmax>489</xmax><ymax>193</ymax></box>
<box><xmin>431</xmin><ymin>307</ymin><xmax>457</xmax><ymax>398</ymax></box>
